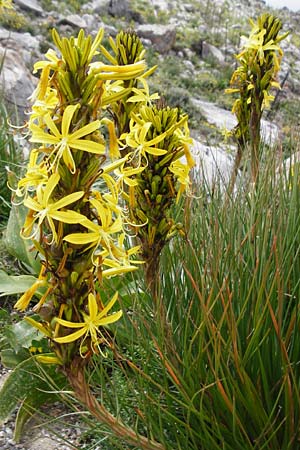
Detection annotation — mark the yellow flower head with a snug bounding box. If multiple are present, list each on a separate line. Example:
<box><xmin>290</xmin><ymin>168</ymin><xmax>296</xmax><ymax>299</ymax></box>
<box><xmin>29</xmin><ymin>104</ymin><xmax>105</xmax><ymax>173</ymax></box>
<box><xmin>22</xmin><ymin>172</ymin><xmax>86</xmax><ymax>242</ymax></box>
<box><xmin>54</xmin><ymin>292</ymin><xmax>122</xmax><ymax>355</ymax></box>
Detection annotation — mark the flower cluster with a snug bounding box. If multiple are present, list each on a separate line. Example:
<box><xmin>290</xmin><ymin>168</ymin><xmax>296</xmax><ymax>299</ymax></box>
<box><xmin>119</xmin><ymin>103</ymin><xmax>194</xmax><ymax>285</ymax></box>
<box><xmin>14</xmin><ymin>28</ymin><xmax>194</xmax><ymax>364</ymax></box>
<box><xmin>226</xmin><ymin>13</ymin><xmax>288</xmax><ymax>148</ymax></box>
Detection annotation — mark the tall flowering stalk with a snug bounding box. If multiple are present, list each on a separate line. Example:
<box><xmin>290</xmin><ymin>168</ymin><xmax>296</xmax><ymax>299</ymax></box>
<box><xmin>226</xmin><ymin>13</ymin><xmax>288</xmax><ymax>184</ymax></box>
<box><xmin>99</xmin><ymin>30</ymin><xmax>194</xmax><ymax>297</ymax></box>
<box><xmin>13</xmin><ymin>27</ymin><xmax>164</xmax><ymax>450</ymax></box>
<box><xmin>120</xmin><ymin>103</ymin><xmax>194</xmax><ymax>296</ymax></box>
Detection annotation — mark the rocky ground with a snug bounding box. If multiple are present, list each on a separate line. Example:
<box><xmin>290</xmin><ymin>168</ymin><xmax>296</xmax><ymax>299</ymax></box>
<box><xmin>0</xmin><ymin>364</ymin><xmax>79</xmax><ymax>450</ymax></box>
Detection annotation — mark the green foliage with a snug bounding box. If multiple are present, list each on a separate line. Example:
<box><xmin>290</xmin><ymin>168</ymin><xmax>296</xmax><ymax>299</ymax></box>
<box><xmin>0</xmin><ymin>102</ymin><xmax>22</xmax><ymax>225</ymax></box>
<box><xmin>0</xmin><ymin>357</ymin><xmax>66</xmax><ymax>442</ymax></box>
<box><xmin>0</xmin><ymin>315</ymin><xmax>65</xmax><ymax>442</ymax></box>
<box><xmin>0</xmin><ymin>270</ymin><xmax>39</xmax><ymax>298</ymax></box>
<box><xmin>78</xmin><ymin>153</ymin><xmax>300</xmax><ymax>449</ymax></box>
<box><xmin>4</xmin><ymin>203</ymin><xmax>41</xmax><ymax>273</ymax></box>
<box><xmin>0</xmin><ymin>8</ymin><xmax>27</xmax><ymax>31</ymax></box>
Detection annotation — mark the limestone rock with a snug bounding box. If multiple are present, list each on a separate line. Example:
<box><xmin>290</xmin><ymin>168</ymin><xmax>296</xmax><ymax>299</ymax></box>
<box><xmin>108</xmin><ymin>0</ymin><xmax>143</xmax><ymax>22</ymax></box>
<box><xmin>0</xmin><ymin>45</ymin><xmax>37</xmax><ymax>120</ymax></box>
<box><xmin>137</xmin><ymin>24</ymin><xmax>176</xmax><ymax>53</ymax></box>
<box><xmin>14</xmin><ymin>0</ymin><xmax>43</xmax><ymax>15</ymax></box>
<box><xmin>201</xmin><ymin>41</ymin><xmax>225</xmax><ymax>65</ymax></box>
<box><xmin>58</xmin><ymin>14</ymin><xmax>89</xmax><ymax>29</ymax></box>
<box><xmin>192</xmin><ymin>99</ymin><xmax>279</xmax><ymax>146</ymax></box>
<box><xmin>0</xmin><ymin>28</ymin><xmax>41</xmax><ymax>66</ymax></box>
<box><xmin>191</xmin><ymin>140</ymin><xmax>236</xmax><ymax>188</ymax></box>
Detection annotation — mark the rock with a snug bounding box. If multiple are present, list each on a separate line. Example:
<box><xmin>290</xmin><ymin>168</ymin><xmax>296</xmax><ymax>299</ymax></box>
<box><xmin>0</xmin><ymin>28</ymin><xmax>41</xmax><ymax>66</ymax></box>
<box><xmin>136</xmin><ymin>24</ymin><xmax>176</xmax><ymax>53</ymax></box>
<box><xmin>0</xmin><ymin>46</ymin><xmax>37</xmax><ymax>120</ymax></box>
<box><xmin>14</xmin><ymin>0</ymin><xmax>43</xmax><ymax>15</ymax></box>
<box><xmin>201</xmin><ymin>41</ymin><xmax>225</xmax><ymax>65</ymax></box>
<box><xmin>28</xmin><ymin>436</ymin><xmax>73</xmax><ymax>450</ymax></box>
<box><xmin>89</xmin><ymin>0</ymin><xmax>109</xmax><ymax>14</ymax></box>
<box><xmin>108</xmin><ymin>0</ymin><xmax>143</xmax><ymax>22</ymax></box>
<box><xmin>191</xmin><ymin>140</ymin><xmax>236</xmax><ymax>189</ymax></box>
<box><xmin>192</xmin><ymin>98</ymin><xmax>279</xmax><ymax>146</ymax></box>
<box><xmin>81</xmin><ymin>13</ymin><xmax>100</xmax><ymax>30</ymax></box>
<box><xmin>58</xmin><ymin>14</ymin><xmax>89</xmax><ymax>29</ymax></box>
<box><xmin>151</xmin><ymin>0</ymin><xmax>169</xmax><ymax>11</ymax></box>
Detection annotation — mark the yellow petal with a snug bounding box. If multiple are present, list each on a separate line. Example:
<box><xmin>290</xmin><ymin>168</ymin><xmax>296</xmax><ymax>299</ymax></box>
<box><xmin>55</xmin><ymin>317</ymin><xmax>85</xmax><ymax>328</ymax></box>
<box><xmin>102</xmin><ymin>266</ymin><xmax>138</xmax><ymax>278</ymax></box>
<box><xmin>54</xmin><ymin>327</ymin><xmax>86</xmax><ymax>343</ymax></box>
<box><xmin>144</xmin><ymin>146</ymin><xmax>168</xmax><ymax>156</ymax></box>
<box><xmin>25</xmin><ymin>317</ymin><xmax>52</xmax><ymax>337</ymax></box>
<box><xmin>51</xmin><ymin>190</ymin><xmax>84</xmax><ymax>210</ymax></box>
<box><xmin>88</xmin><ymin>293</ymin><xmax>98</xmax><ymax>321</ymax></box>
<box><xmin>70</xmin><ymin>120</ymin><xmax>101</xmax><ymax>140</ymax></box>
<box><xmin>50</xmin><ymin>210</ymin><xmax>87</xmax><ymax>224</ymax></box>
<box><xmin>64</xmin><ymin>232</ymin><xmax>99</xmax><ymax>245</ymax></box>
<box><xmin>62</xmin><ymin>104</ymin><xmax>79</xmax><ymax>136</ymax></box>
<box><xmin>97</xmin><ymin>291</ymin><xmax>119</xmax><ymax>318</ymax></box>
<box><xmin>97</xmin><ymin>309</ymin><xmax>123</xmax><ymax>326</ymax></box>
<box><xmin>70</xmin><ymin>139</ymin><xmax>105</xmax><ymax>154</ymax></box>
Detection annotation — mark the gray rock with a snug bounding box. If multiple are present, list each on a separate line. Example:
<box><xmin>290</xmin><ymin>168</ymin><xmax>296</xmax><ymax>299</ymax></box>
<box><xmin>201</xmin><ymin>41</ymin><xmax>225</xmax><ymax>65</ymax></box>
<box><xmin>58</xmin><ymin>14</ymin><xmax>88</xmax><ymax>29</ymax></box>
<box><xmin>108</xmin><ymin>0</ymin><xmax>143</xmax><ymax>22</ymax></box>
<box><xmin>28</xmin><ymin>437</ymin><xmax>73</xmax><ymax>450</ymax></box>
<box><xmin>191</xmin><ymin>140</ymin><xmax>236</xmax><ymax>189</ymax></box>
<box><xmin>0</xmin><ymin>29</ymin><xmax>41</xmax><ymax>66</ymax></box>
<box><xmin>90</xmin><ymin>0</ymin><xmax>109</xmax><ymax>13</ymax></box>
<box><xmin>14</xmin><ymin>0</ymin><xmax>43</xmax><ymax>15</ymax></box>
<box><xmin>0</xmin><ymin>46</ymin><xmax>37</xmax><ymax>120</ymax></box>
<box><xmin>136</xmin><ymin>24</ymin><xmax>176</xmax><ymax>53</ymax></box>
<box><xmin>192</xmin><ymin>98</ymin><xmax>279</xmax><ymax>146</ymax></box>
<box><xmin>151</xmin><ymin>0</ymin><xmax>169</xmax><ymax>11</ymax></box>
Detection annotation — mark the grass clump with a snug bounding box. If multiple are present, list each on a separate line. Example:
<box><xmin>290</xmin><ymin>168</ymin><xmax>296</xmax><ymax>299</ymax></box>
<box><xmin>79</xmin><ymin>150</ymin><xmax>300</xmax><ymax>449</ymax></box>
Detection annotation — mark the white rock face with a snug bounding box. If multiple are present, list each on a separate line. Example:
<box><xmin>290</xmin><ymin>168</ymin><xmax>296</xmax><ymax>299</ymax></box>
<box><xmin>14</xmin><ymin>0</ymin><xmax>43</xmax><ymax>15</ymax></box>
<box><xmin>190</xmin><ymin>139</ymin><xmax>236</xmax><ymax>189</ymax></box>
<box><xmin>192</xmin><ymin>99</ymin><xmax>279</xmax><ymax>146</ymax></box>
<box><xmin>0</xmin><ymin>47</ymin><xmax>37</xmax><ymax>117</ymax></box>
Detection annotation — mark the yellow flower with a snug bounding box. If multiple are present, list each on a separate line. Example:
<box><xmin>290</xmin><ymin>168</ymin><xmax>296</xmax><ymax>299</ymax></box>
<box><xmin>0</xmin><ymin>0</ymin><xmax>13</xmax><ymax>10</ymax></box>
<box><xmin>29</xmin><ymin>88</ymin><xmax>59</xmax><ymax>125</ymax></box>
<box><xmin>33</xmin><ymin>49</ymin><xmax>60</xmax><ymax>73</ymax></box>
<box><xmin>14</xmin><ymin>266</ymin><xmax>47</xmax><ymax>311</ymax></box>
<box><xmin>241</xmin><ymin>29</ymin><xmax>280</xmax><ymax>65</ymax></box>
<box><xmin>22</xmin><ymin>172</ymin><xmax>86</xmax><ymax>242</ymax></box>
<box><xmin>15</xmin><ymin>149</ymin><xmax>48</xmax><ymax>197</ymax></box>
<box><xmin>114</xmin><ymin>162</ymin><xmax>145</xmax><ymax>188</ymax></box>
<box><xmin>169</xmin><ymin>160</ymin><xmax>190</xmax><ymax>203</ymax></box>
<box><xmin>29</xmin><ymin>104</ymin><xmax>105</xmax><ymax>173</ymax></box>
<box><xmin>126</xmin><ymin>77</ymin><xmax>160</xmax><ymax>104</ymax></box>
<box><xmin>54</xmin><ymin>292</ymin><xmax>122</xmax><ymax>353</ymax></box>
<box><xmin>125</xmin><ymin>121</ymin><xmax>168</xmax><ymax>159</ymax></box>
<box><xmin>64</xmin><ymin>197</ymin><xmax>123</xmax><ymax>258</ymax></box>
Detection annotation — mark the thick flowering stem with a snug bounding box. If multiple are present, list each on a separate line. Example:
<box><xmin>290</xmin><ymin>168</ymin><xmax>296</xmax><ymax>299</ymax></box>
<box><xmin>66</xmin><ymin>361</ymin><xmax>165</xmax><ymax>450</ymax></box>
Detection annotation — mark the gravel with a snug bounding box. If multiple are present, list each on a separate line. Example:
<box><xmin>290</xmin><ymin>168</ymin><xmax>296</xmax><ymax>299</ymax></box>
<box><xmin>0</xmin><ymin>362</ymin><xmax>81</xmax><ymax>450</ymax></box>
